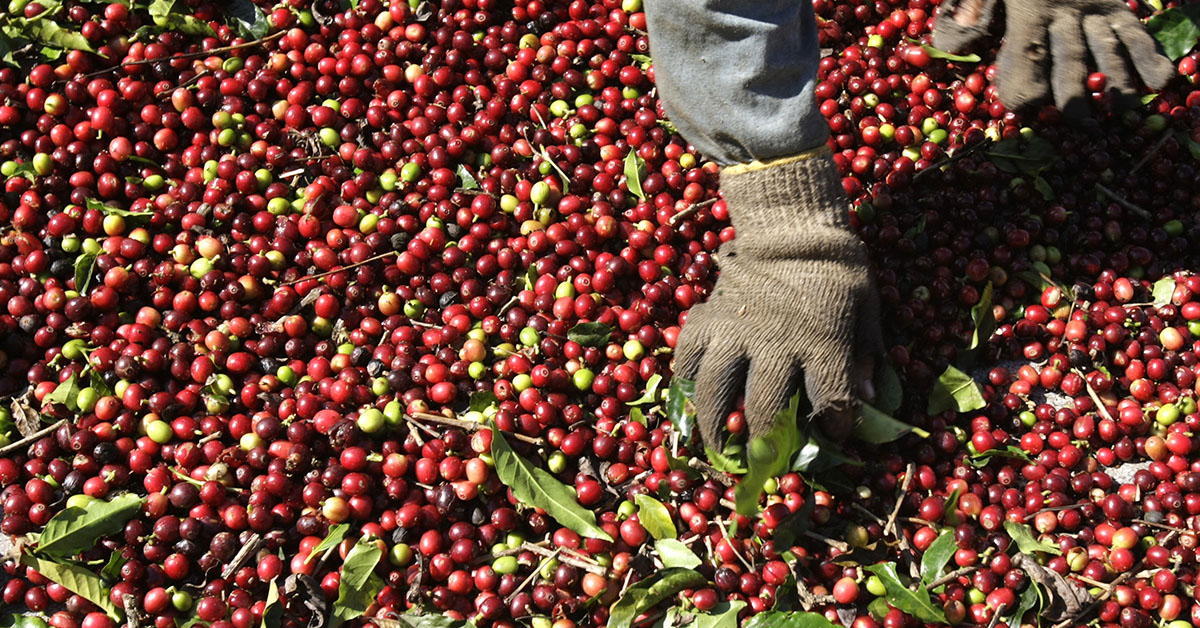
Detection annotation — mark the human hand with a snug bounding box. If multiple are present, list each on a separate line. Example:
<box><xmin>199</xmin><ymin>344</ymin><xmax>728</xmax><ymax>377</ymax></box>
<box><xmin>932</xmin><ymin>0</ymin><xmax>1175</xmax><ymax>116</ymax></box>
<box><xmin>674</xmin><ymin>151</ymin><xmax>882</xmax><ymax>449</ymax></box>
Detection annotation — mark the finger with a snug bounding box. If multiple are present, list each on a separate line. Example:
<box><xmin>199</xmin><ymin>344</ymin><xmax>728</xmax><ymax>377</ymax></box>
<box><xmin>931</xmin><ymin>0</ymin><xmax>998</xmax><ymax>53</ymax></box>
<box><xmin>1048</xmin><ymin>16</ymin><xmax>1090</xmax><ymax>119</ymax></box>
<box><xmin>816</xmin><ymin>405</ymin><xmax>856</xmax><ymax>444</ymax></box>
<box><xmin>1110</xmin><ymin>10</ymin><xmax>1175</xmax><ymax>90</ymax></box>
<box><xmin>742</xmin><ymin>353</ymin><xmax>802</xmax><ymax>445</ymax></box>
<box><xmin>801</xmin><ymin>324</ymin><xmax>858</xmax><ymax>416</ymax></box>
<box><xmin>673</xmin><ymin>306</ymin><xmax>710</xmax><ymax>381</ymax></box>
<box><xmin>856</xmin><ymin>358</ymin><xmax>877</xmax><ymax>404</ymax></box>
<box><xmin>1083</xmin><ymin>16</ymin><xmax>1136</xmax><ymax>96</ymax></box>
<box><xmin>994</xmin><ymin>11</ymin><xmax>1051</xmax><ymax>110</ymax></box>
<box><xmin>855</xmin><ymin>286</ymin><xmax>884</xmax><ymax>359</ymax></box>
<box><xmin>693</xmin><ymin>343</ymin><xmax>748</xmax><ymax>450</ymax></box>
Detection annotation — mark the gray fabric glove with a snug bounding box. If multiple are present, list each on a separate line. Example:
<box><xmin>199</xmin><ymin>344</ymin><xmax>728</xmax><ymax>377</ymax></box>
<box><xmin>674</xmin><ymin>149</ymin><xmax>883</xmax><ymax>448</ymax></box>
<box><xmin>932</xmin><ymin>0</ymin><xmax>1175</xmax><ymax>116</ymax></box>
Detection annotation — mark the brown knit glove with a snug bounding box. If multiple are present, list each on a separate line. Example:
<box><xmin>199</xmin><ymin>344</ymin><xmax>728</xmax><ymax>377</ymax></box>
<box><xmin>675</xmin><ymin>149</ymin><xmax>883</xmax><ymax>448</ymax></box>
<box><xmin>932</xmin><ymin>0</ymin><xmax>1174</xmax><ymax>117</ymax></box>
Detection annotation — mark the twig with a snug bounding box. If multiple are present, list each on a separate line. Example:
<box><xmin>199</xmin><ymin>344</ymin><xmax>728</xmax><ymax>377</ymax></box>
<box><xmin>221</xmin><ymin>533</ymin><xmax>263</xmax><ymax>580</ymax></box>
<box><xmin>851</xmin><ymin>503</ymin><xmax>885</xmax><ymax>525</ymax></box>
<box><xmin>668</xmin><ymin>198</ymin><xmax>717</xmax><ymax>227</ymax></box>
<box><xmin>714</xmin><ymin>516</ymin><xmax>754</xmax><ymax>573</ymax></box>
<box><xmin>1095</xmin><ymin>183</ymin><xmax>1152</xmax><ymax>220</ymax></box>
<box><xmin>472</xmin><ymin>540</ymin><xmax>549</xmax><ymax>566</ymax></box>
<box><xmin>687</xmin><ymin>458</ymin><xmax>733</xmax><ymax>487</ymax></box>
<box><xmin>1074</xmin><ymin>369</ymin><xmax>1116</xmax><ymax>424</ymax></box>
<box><xmin>1073</xmin><ymin>574</ymin><xmax>1112</xmax><ymax>590</ymax></box>
<box><xmin>1130</xmin><ymin>130</ymin><xmax>1174</xmax><ymax>174</ymax></box>
<box><xmin>410</xmin><ymin>412</ymin><xmax>545</xmax><ymax>445</ymax></box>
<box><xmin>454</xmin><ymin>188</ymin><xmax>496</xmax><ymax>197</ymax></box>
<box><xmin>802</xmin><ymin>530</ymin><xmax>848</xmax><ymax>552</ymax></box>
<box><xmin>912</xmin><ymin>137</ymin><xmax>994</xmax><ymax>183</ymax></box>
<box><xmin>404</xmin><ymin>417</ymin><xmax>425</xmax><ymax>446</ymax></box>
<box><xmin>404</xmin><ymin>416</ymin><xmax>439</xmax><ymax>440</ymax></box>
<box><xmin>884</xmin><ymin>463</ymin><xmax>914</xmax><ymax>537</ymax></box>
<box><xmin>986</xmin><ymin>603</ymin><xmax>1008</xmax><ymax>628</ymax></box>
<box><xmin>80</xmin><ymin>31</ymin><xmax>287</xmax><ymax>79</ymax></box>
<box><xmin>1030</xmin><ymin>502</ymin><xmax>1089</xmax><ymax>516</ymax></box>
<box><xmin>198</xmin><ymin>431</ymin><xmax>223</xmax><ymax>444</ymax></box>
<box><xmin>280</xmin><ymin>251</ymin><xmax>398</xmax><ymax>287</ymax></box>
<box><xmin>521</xmin><ymin>542</ymin><xmax>606</xmax><ymax>575</ymax></box>
<box><xmin>498</xmin><ymin>295</ymin><xmax>520</xmax><ymax>316</ymax></box>
<box><xmin>924</xmin><ymin>565</ymin><xmax>980</xmax><ymax>590</ymax></box>
<box><xmin>0</xmin><ymin>420</ymin><xmax>65</xmax><ymax>456</ymax></box>
<box><xmin>507</xmin><ymin>548</ymin><xmax>560</xmax><ymax>604</ymax></box>
<box><xmin>1133</xmin><ymin>518</ymin><xmax>1189</xmax><ymax>534</ymax></box>
<box><xmin>123</xmin><ymin>594</ymin><xmax>143</xmax><ymax>628</ymax></box>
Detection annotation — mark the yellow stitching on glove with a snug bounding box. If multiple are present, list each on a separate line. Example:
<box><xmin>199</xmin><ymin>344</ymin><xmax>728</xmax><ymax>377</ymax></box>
<box><xmin>720</xmin><ymin>145</ymin><xmax>832</xmax><ymax>176</ymax></box>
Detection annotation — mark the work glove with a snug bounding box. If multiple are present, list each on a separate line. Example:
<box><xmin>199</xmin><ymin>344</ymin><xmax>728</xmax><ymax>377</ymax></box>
<box><xmin>932</xmin><ymin>0</ymin><xmax>1175</xmax><ymax>116</ymax></box>
<box><xmin>674</xmin><ymin>148</ymin><xmax>882</xmax><ymax>449</ymax></box>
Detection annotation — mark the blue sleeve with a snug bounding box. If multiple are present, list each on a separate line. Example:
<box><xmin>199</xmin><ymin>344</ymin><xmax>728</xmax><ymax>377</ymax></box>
<box><xmin>644</xmin><ymin>0</ymin><xmax>829</xmax><ymax>166</ymax></box>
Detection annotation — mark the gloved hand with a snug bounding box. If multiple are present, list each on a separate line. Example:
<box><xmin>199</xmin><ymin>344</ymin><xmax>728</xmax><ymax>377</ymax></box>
<box><xmin>674</xmin><ymin>148</ymin><xmax>882</xmax><ymax>449</ymax></box>
<box><xmin>932</xmin><ymin>0</ymin><xmax>1175</xmax><ymax>116</ymax></box>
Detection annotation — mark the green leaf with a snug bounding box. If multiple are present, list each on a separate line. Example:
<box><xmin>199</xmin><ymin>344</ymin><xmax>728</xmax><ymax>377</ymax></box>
<box><xmin>863</xmin><ymin>563</ymin><xmax>946</xmax><ymax>624</ymax></box>
<box><xmin>84</xmin><ymin>198</ymin><xmax>153</xmax><ymax>218</ymax></box>
<box><xmin>920</xmin><ymin>530</ymin><xmax>956</xmax><ymax>586</ymax></box>
<box><xmin>866</xmin><ymin>598</ymin><xmax>891</xmax><ymax>621</ymax></box>
<box><xmin>489</xmin><ymin>424</ymin><xmax>613</xmax><ymax>541</ymax></box>
<box><xmin>330</xmin><ymin>537</ymin><xmax>383</xmax><ymax>626</ymax></box>
<box><xmin>304</xmin><ymin>522</ymin><xmax>348</xmax><ymax>564</ymax></box>
<box><xmin>1003</xmin><ymin>521</ymin><xmax>1061</xmax><ymax>555</ymax></box>
<box><xmin>1146</xmin><ymin>4</ymin><xmax>1200</xmax><ymax>61</ymax></box>
<box><xmin>148</xmin><ymin>0</ymin><xmax>175</xmax><ymax>18</ymax></box>
<box><xmin>855</xmin><ymin>403</ymin><xmax>922</xmax><ymax>444</ymax></box>
<box><xmin>44</xmin><ymin>374</ymin><xmax>82</xmax><ymax>412</ymax></box>
<box><xmin>469</xmin><ymin>390</ymin><xmax>497</xmax><ymax>413</ymax></box>
<box><xmin>40</xmin><ymin>46</ymin><xmax>64</xmax><ymax>60</ymax></box>
<box><xmin>98</xmin><ymin>551</ymin><xmax>126</xmax><ymax>584</ymax></box>
<box><xmin>623</xmin><ymin>150</ymin><xmax>645</xmax><ymax>200</ymax></box>
<box><xmin>608</xmin><ymin>568</ymin><xmax>707</xmax><ymax>628</ymax></box>
<box><xmin>743</xmin><ymin>611</ymin><xmax>839</xmax><ymax>628</ymax></box>
<box><xmin>456</xmin><ymin>164</ymin><xmax>480</xmax><ymax>190</ymax></box>
<box><xmin>966</xmin><ymin>445</ymin><xmax>1032</xmax><ymax>468</ymax></box>
<box><xmin>927</xmin><ymin>365</ymin><xmax>985</xmax><ymax>415</ymax></box>
<box><xmin>654</xmin><ymin>539</ymin><xmax>701</xmax><ymax>569</ymax></box>
<box><xmin>37</xmin><ymin>493</ymin><xmax>143</xmax><ymax>559</ymax></box>
<box><xmin>19</xmin><ymin>552</ymin><xmax>121</xmax><ymax>621</ymax></box>
<box><xmin>74</xmin><ymin>252</ymin><xmax>96</xmax><ymax>294</ymax></box>
<box><xmin>635</xmin><ymin>494</ymin><xmax>676</xmax><ymax>540</ymax></box>
<box><xmin>26</xmin><ymin>20</ymin><xmax>95</xmax><ymax>53</ymax></box>
<box><xmin>228</xmin><ymin>0</ymin><xmax>271</xmax><ymax>39</ymax></box>
<box><xmin>968</xmin><ymin>282</ymin><xmax>995</xmax><ymax>351</ymax></box>
<box><xmin>704</xmin><ymin>445</ymin><xmax>746</xmax><ymax>474</ymax></box>
<box><xmin>672</xmin><ymin>601</ymin><xmax>745</xmax><ymax>628</ymax></box>
<box><xmin>905</xmin><ymin>38</ymin><xmax>981</xmax><ymax>63</ymax></box>
<box><xmin>0</xmin><ymin>31</ymin><xmax>16</xmax><ymax>67</ymax></box>
<box><xmin>567</xmin><ymin>321</ymin><xmax>613</xmax><ymax>347</ymax></box>
<box><xmin>1008</xmin><ymin>582</ymin><xmax>1042</xmax><ymax>624</ymax></box>
<box><xmin>792</xmin><ymin>432</ymin><xmax>858</xmax><ymax>474</ymax></box>
<box><xmin>875</xmin><ymin>362</ymin><xmax>903</xmax><ymax>415</ymax></box>
<box><xmin>628</xmin><ymin>373</ymin><xmax>663</xmax><ymax>406</ymax></box>
<box><xmin>1153</xmin><ymin>277</ymin><xmax>1176</xmax><ymax>307</ymax></box>
<box><xmin>261</xmin><ymin>578</ymin><xmax>282</xmax><ymax>628</ymax></box>
<box><xmin>1033</xmin><ymin>176</ymin><xmax>1055</xmax><ymax>201</ymax></box>
<box><xmin>0</xmin><ymin>615</ymin><xmax>49</xmax><ymax>628</ymax></box>
<box><xmin>667</xmin><ymin>377</ymin><xmax>696</xmax><ymax>443</ymax></box>
<box><xmin>987</xmin><ymin>136</ymin><xmax>1057</xmax><ymax>176</ymax></box>
<box><xmin>380</xmin><ymin>613</ymin><xmax>478</xmax><ymax>628</ymax></box>
<box><xmin>629</xmin><ymin>406</ymin><xmax>646</xmax><ymax>425</ymax></box>
<box><xmin>331</xmin><ymin>573</ymin><xmax>382</xmax><ymax>627</ymax></box>
<box><xmin>734</xmin><ymin>392</ymin><xmax>804</xmax><ymax>515</ymax></box>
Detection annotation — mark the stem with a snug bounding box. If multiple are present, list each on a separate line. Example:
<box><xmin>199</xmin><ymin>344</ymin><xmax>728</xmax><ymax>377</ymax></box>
<box><xmin>687</xmin><ymin>457</ymin><xmax>733</xmax><ymax>487</ymax></box>
<box><xmin>923</xmin><ymin>565</ymin><xmax>979</xmax><ymax>590</ymax></box>
<box><xmin>1095</xmin><ymin>183</ymin><xmax>1152</xmax><ymax>220</ymax></box>
<box><xmin>1130</xmin><ymin>129</ymin><xmax>1174</xmax><ymax>175</ymax></box>
<box><xmin>79</xmin><ymin>31</ymin><xmax>286</xmax><ymax>79</ymax></box>
<box><xmin>280</xmin><ymin>251</ymin><xmax>397</xmax><ymax>287</ymax></box>
<box><xmin>668</xmin><ymin>198</ymin><xmax>717</xmax><ymax>228</ymax></box>
<box><xmin>409</xmin><ymin>411</ymin><xmax>544</xmax><ymax>446</ymax></box>
<box><xmin>0</xmin><ymin>420</ymin><xmax>64</xmax><ymax>457</ymax></box>
<box><xmin>521</xmin><ymin>542</ymin><xmax>606</xmax><ymax>575</ymax></box>
<box><xmin>1073</xmin><ymin>368</ymin><xmax>1116</xmax><ymax>424</ymax></box>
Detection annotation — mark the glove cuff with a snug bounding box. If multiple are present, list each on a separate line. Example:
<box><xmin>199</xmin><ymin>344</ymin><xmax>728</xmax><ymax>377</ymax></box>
<box><xmin>718</xmin><ymin>147</ymin><xmax>861</xmax><ymax>260</ymax></box>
